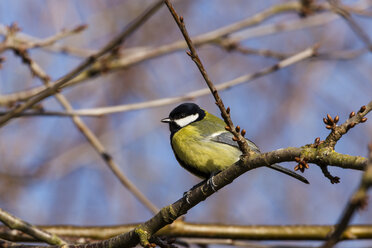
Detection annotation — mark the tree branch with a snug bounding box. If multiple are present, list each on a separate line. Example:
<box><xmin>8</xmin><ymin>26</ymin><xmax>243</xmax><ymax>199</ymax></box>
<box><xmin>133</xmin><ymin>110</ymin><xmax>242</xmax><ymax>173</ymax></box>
<box><xmin>1</xmin><ymin>223</ymin><xmax>372</xmax><ymax>243</ymax></box>
<box><xmin>0</xmin><ymin>208</ymin><xmax>67</xmax><ymax>245</ymax></box>
<box><xmin>323</xmin><ymin>101</ymin><xmax>371</xmax><ymax>148</ymax></box>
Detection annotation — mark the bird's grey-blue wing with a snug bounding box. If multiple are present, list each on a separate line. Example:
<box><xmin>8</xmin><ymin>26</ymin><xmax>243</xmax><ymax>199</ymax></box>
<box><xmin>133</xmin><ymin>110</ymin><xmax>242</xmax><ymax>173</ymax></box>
<box><xmin>211</xmin><ymin>131</ymin><xmax>309</xmax><ymax>184</ymax></box>
<box><xmin>210</xmin><ymin>131</ymin><xmax>261</xmax><ymax>153</ymax></box>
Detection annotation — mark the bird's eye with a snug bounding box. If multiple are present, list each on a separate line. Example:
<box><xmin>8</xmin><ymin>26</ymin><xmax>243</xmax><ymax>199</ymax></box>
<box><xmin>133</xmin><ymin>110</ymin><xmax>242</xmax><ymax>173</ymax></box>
<box><xmin>180</xmin><ymin>113</ymin><xmax>186</xmax><ymax>118</ymax></box>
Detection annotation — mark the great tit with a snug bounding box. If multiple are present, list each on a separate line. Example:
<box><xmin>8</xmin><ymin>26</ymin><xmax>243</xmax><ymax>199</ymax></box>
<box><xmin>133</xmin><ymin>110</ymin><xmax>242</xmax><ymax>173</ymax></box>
<box><xmin>161</xmin><ymin>103</ymin><xmax>309</xmax><ymax>184</ymax></box>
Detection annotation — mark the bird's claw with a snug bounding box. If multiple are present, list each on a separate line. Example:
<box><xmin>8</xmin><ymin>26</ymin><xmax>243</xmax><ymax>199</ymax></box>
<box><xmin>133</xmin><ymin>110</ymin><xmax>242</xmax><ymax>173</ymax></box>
<box><xmin>207</xmin><ymin>173</ymin><xmax>218</xmax><ymax>192</ymax></box>
<box><xmin>183</xmin><ymin>190</ymin><xmax>192</xmax><ymax>204</ymax></box>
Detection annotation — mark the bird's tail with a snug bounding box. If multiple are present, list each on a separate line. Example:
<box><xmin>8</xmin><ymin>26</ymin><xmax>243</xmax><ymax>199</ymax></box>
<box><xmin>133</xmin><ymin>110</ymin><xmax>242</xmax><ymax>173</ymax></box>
<box><xmin>267</xmin><ymin>164</ymin><xmax>309</xmax><ymax>184</ymax></box>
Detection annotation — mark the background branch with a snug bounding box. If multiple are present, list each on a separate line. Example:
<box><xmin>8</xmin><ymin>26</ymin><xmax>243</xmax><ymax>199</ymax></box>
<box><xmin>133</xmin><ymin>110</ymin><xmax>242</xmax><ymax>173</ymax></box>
<box><xmin>0</xmin><ymin>208</ymin><xmax>67</xmax><ymax>245</ymax></box>
<box><xmin>1</xmin><ymin>223</ymin><xmax>372</xmax><ymax>243</ymax></box>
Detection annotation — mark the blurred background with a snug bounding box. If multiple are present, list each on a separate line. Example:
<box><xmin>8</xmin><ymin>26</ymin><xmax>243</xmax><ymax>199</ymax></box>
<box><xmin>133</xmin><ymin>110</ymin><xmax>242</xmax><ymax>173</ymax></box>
<box><xmin>0</xmin><ymin>0</ymin><xmax>371</xmax><ymax>247</ymax></box>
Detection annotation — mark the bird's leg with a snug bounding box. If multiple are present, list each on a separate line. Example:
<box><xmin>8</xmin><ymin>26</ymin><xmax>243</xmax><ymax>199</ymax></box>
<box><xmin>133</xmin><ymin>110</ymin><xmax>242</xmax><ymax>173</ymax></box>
<box><xmin>183</xmin><ymin>171</ymin><xmax>221</xmax><ymax>204</ymax></box>
<box><xmin>183</xmin><ymin>180</ymin><xmax>206</xmax><ymax>204</ymax></box>
<box><xmin>207</xmin><ymin>170</ymin><xmax>221</xmax><ymax>192</ymax></box>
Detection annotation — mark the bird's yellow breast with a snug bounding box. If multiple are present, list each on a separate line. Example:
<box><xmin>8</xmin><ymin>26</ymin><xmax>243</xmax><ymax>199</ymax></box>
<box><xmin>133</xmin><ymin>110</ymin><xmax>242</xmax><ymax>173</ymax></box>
<box><xmin>171</xmin><ymin>113</ymin><xmax>241</xmax><ymax>178</ymax></box>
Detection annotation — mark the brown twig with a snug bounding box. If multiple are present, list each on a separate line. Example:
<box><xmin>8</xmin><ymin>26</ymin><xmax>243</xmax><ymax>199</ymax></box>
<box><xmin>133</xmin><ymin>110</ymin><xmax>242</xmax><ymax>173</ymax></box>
<box><xmin>323</xmin><ymin>101</ymin><xmax>371</xmax><ymax>148</ymax></box>
<box><xmin>320</xmin><ymin>164</ymin><xmax>340</xmax><ymax>184</ymax></box>
<box><xmin>27</xmin><ymin>25</ymin><xmax>88</xmax><ymax>49</ymax></box>
<box><xmin>328</xmin><ymin>0</ymin><xmax>372</xmax><ymax>51</ymax></box>
<box><xmin>218</xmin><ymin>39</ymin><xmax>367</xmax><ymax>61</ymax></box>
<box><xmin>217</xmin><ymin>41</ymin><xmax>289</xmax><ymax>59</ymax></box>
<box><xmin>0</xmin><ymin>23</ymin><xmax>94</xmax><ymax>57</ymax></box>
<box><xmin>0</xmin><ymin>0</ymin><xmax>164</xmax><ymax>128</ymax></box>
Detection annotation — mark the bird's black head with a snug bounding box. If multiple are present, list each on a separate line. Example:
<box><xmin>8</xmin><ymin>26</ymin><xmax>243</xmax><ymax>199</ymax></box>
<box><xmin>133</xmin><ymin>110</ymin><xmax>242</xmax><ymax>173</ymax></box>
<box><xmin>161</xmin><ymin>103</ymin><xmax>206</xmax><ymax>134</ymax></box>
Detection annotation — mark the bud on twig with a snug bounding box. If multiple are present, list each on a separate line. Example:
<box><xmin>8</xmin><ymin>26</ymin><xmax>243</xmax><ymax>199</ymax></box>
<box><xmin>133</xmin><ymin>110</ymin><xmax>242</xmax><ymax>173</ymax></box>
<box><xmin>334</xmin><ymin>115</ymin><xmax>339</xmax><ymax>124</ymax></box>
<box><xmin>235</xmin><ymin>126</ymin><xmax>240</xmax><ymax>132</ymax></box>
<box><xmin>226</xmin><ymin>107</ymin><xmax>230</xmax><ymax>114</ymax></box>
<box><xmin>241</xmin><ymin>129</ymin><xmax>246</xmax><ymax>137</ymax></box>
<box><xmin>327</xmin><ymin>114</ymin><xmax>334</xmax><ymax>124</ymax></box>
<box><xmin>359</xmin><ymin>105</ymin><xmax>366</xmax><ymax>113</ymax></box>
<box><xmin>349</xmin><ymin>122</ymin><xmax>356</xmax><ymax>128</ymax></box>
<box><xmin>349</xmin><ymin>111</ymin><xmax>355</xmax><ymax>118</ymax></box>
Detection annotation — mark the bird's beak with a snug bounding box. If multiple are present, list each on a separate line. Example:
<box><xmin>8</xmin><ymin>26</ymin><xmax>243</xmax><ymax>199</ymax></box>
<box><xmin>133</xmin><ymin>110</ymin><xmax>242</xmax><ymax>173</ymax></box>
<box><xmin>161</xmin><ymin>117</ymin><xmax>171</xmax><ymax>123</ymax></box>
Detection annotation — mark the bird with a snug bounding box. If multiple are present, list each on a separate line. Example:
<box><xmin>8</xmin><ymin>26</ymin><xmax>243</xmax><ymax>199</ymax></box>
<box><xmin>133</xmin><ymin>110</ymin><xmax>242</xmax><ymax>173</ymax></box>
<box><xmin>161</xmin><ymin>102</ymin><xmax>309</xmax><ymax>185</ymax></box>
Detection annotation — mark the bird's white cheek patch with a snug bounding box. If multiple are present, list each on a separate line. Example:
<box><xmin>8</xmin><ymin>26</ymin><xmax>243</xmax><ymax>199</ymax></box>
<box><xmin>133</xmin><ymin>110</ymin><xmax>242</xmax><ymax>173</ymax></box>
<box><xmin>174</xmin><ymin>114</ymin><xmax>199</xmax><ymax>127</ymax></box>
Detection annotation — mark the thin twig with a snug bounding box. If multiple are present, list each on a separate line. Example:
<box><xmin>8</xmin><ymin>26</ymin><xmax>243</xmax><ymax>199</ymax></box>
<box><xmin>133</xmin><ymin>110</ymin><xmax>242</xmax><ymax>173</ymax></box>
<box><xmin>0</xmin><ymin>0</ymin><xmax>164</xmax><ymax>128</ymax></box>
<box><xmin>328</xmin><ymin>0</ymin><xmax>372</xmax><ymax>51</ymax></box>
<box><xmin>0</xmin><ymin>24</ymin><xmax>91</xmax><ymax>56</ymax></box>
<box><xmin>219</xmin><ymin>41</ymin><xmax>289</xmax><ymax>59</ymax></box>
<box><xmin>323</xmin><ymin>101</ymin><xmax>372</xmax><ymax>148</ymax></box>
<box><xmin>218</xmin><ymin>39</ymin><xmax>366</xmax><ymax>61</ymax></box>
<box><xmin>224</xmin><ymin>0</ymin><xmax>370</xmax><ymax>45</ymax></box>
<box><xmin>27</xmin><ymin>25</ymin><xmax>87</xmax><ymax>49</ymax></box>
<box><xmin>0</xmin><ymin>208</ymin><xmax>68</xmax><ymax>245</ymax></box>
